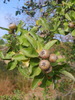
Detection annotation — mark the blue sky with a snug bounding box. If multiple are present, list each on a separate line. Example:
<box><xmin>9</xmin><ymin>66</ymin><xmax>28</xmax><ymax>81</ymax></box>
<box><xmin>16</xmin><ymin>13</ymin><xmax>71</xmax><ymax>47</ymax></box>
<box><xmin>0</xmin><ymin>0</ymin><xmax>46</xmax><ymax>37</ymax></box>
<box><xmin>0</xmin><ymin>0</ymin><xmax>25</xmax><ymax>37</ymax></box>
<box><xmin>0</xmin><ymin>0</ymin><xmax>73</xmax><ymax>43</ymax></box>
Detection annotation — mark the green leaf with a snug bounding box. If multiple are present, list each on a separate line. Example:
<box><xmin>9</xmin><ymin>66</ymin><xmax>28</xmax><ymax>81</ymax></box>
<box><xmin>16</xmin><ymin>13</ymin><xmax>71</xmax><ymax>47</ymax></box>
<box><xmin>71</xmin><ymin>11</ymin><xmax>75</xmax><ymax>19</ymax></box>
<box><xmin>65</xmin><ymin>13</ymin><xmax>72</xmax><ymax>21</ymax></box>
<box><xmin>36</xmin><ymin>18</ymin><xmax>49</xmax><ymax>31</ymax></box>
<box><xmin>37</xmin><ymin>36</ymin><xmax>44</xmax><ymax>43</ymax></box>
<box><xmin>0</xmin><ymin>39</ymin><xmax>5</xmax><ymax>45</ymax></box>
<box><xmin>40</xmin><ymin>18</ymin><xmax>50</xmax><ymax>31</ymax></box>
<box><xmin>21</xmin><ymin>29</ymin><xmax>28</xmax><ymax>34</ymax></box>
<box><xmin>16</xmin><ymin>21</ymin><xmax>25</xmax><ymax>33</ymax></box>
<box><xmin>36</xmin><ymin>41</ymin><xmax>43</xmax><ymax>51</ymax></box>
<box><xmin>12</xmin><ymin>54</ymin><xmax>28</xmax><ymax>61</ymax></box>
<box><xmin>60</xmin><ymin>70</ymin><xmax>75</xmax><ymax>81</ymax></box>
<box><xmin>71</xmin><ymin>0</ymin><xmax>75</xmax><ymax>3</ymax></box>
<box><xmin>44</xmin><ymin>40</ymin><xmax>57</xmax><ymax>50</ymax></box>
<box><xmin>0</xmin><ymin>27</ymin><xmax>9</xmax><ymax>31</ymax></box>
<box><xmin>29</xmin><ymin>59</ymin><xmax>40</xmax><ymax>74</ymax></box>
<box><xmin>58</xmin><ymin>28</ymin><xmax>65</xmax><ymax>35</ymax></box>
<box><xmin>18</xmin><ymin>67</ymin><xmax>29</xmax><ymax>78</ymax></box>
<box><xmin>24</xmin><ymin>34</ymin><xmax>37</xmax><ymax>50</ymax></box>
<box><xmin>30</xmin><ymin>67</ymin><xmax>41</xmax><ymax>78</ymax></box>
<box><xmin>30</xmin><ymin>27</ymin><xmax>38</xmax><ymax>40</ymax></box>
<box><xmin>32</xmin><ymin>73</ymin><xmax>44</xmax><ymax>89</ymax></box>
<box><xmin>8</xmin><ymin>60</ymin><xmax>17</xmax><ymax>70</ymax></box>
<box><xmin>20</xmin><ymin>46</ymin><xmax>38</xmax><ymax>58</ymax></box>
<box><xmin>18</xmin><ymin>35</ymin><xmax>30</xmax><ymax>47</ymax></box>
<box><xmin>40</xmin><ymin>76</ymin><xmax>52</xmax><ymax>88</ymax></box>
<box><xmin>30</xmin><ymin>58</ymin><xmax>39</xmax><ymax>66</ymax></box>
<box><xmin>53</xmin><ymin>21</ymin><xmax>60</xmax><ymax>31</ymax></box>
<box><xmin>0</xmin><ymin>51</ymin><xmax>4</xmax><ymax>59</ymax></box>
<box><xmin>57</xmin><ymin>57</ymin><xmax>66</xmax><ymax>63</ymax></box>
<box><xmin>5</xmin><ymin>51</ymin><xmax>15</xmax><ymax>59</ymax></box>
<box><xmin>71</xmin><ymin>29</ymin><xmax>75</xmax><ymax>36</ymax></box>
<box><xmin>16</xmin><ymin>11</ymin><xmax>20</xmax><ymax>15</ymax></box>
<box><xmin>29</xmin><ymin>65</ymin><xmax>33</xmax><ymax>74</ymax></box>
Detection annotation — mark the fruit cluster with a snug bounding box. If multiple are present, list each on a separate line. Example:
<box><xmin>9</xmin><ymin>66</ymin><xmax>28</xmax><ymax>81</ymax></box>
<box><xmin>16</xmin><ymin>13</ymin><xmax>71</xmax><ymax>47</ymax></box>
<box><xmin>39</xmin><ymin>49</ymin><xmax>58</xmax><ymax>73</ymax></box>
<box><xmin>8</xmin><ymin>23</ymin><xmax>17</xmax><ymax>34</ymax></box>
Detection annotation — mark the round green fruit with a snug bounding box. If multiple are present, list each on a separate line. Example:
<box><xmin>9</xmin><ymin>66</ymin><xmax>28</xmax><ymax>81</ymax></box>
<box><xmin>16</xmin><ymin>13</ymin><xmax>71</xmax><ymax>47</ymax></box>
<box><xmin>39</xmin><ymin>60</ymin><xmax>50</xmax><ymax>70</ymax></box>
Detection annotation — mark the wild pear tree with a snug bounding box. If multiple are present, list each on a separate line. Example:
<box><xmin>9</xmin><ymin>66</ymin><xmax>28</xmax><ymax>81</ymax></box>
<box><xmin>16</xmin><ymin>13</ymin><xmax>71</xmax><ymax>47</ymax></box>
<box><xmin>0</xmin><ymin>0</ymin><xmax>75</xmax><ymax>89</ymax></box>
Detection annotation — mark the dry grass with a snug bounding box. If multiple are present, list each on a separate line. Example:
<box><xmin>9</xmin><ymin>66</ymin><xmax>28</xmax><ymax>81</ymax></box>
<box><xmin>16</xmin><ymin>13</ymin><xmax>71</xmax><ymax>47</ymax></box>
<box><xmin>0</xmin><ymin>69</ymin><xmax>31</xmax><ymax>96</ymax></box>
<box><xmin>0</xmin><ymin>60</ymin><xmax>31</xmax><ymax>97</ymax></box>
<box><xmin>0</xmin><ymin>72</ymin><xmax>74</xmax><ymax>100</ymax></box>
<box><xmin>0</xmin><ymin>77</ymin><xmax>15</xmax><ymax>96</ymax></box>
<box><xmin>12</xmin><ymin>74</ymin><xmax>31</xmax><ymax>93</ymax></box>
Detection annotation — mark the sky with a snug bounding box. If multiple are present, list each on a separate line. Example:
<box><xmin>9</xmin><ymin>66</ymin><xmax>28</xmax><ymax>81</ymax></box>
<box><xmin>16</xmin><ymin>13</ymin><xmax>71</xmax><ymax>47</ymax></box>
<box><xmin>0</xmin><ymin>0</ymin><xmax>73</xmax><ymax>42</ymax></box>
<box><xmin>0</xmin><ymin>0</ymin><xmax>47</xmax><ymax>38</ymax></box>
<box><xmin>0</xmin><ymin>0</ymin><xmax>25</xmax><ymax>37</ymax></box>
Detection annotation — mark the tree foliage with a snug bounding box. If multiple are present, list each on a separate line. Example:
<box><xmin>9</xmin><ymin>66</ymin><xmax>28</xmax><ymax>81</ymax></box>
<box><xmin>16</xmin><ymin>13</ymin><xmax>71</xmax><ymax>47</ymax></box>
<box><xmin>0</xmin><ymin>0</ymin><xmax>75</xmax><ymax>89</ymax></box>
